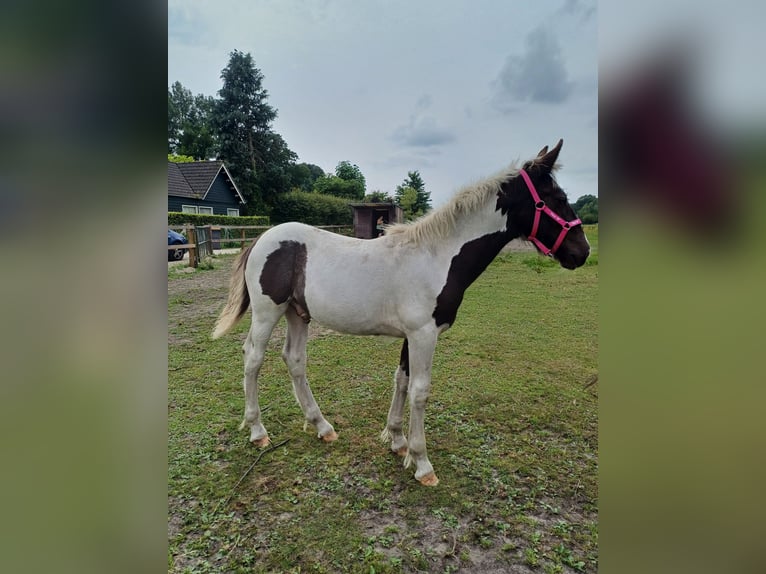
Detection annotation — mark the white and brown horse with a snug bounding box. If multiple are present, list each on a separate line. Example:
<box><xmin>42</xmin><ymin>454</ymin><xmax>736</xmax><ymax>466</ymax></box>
<box><xmin>213</xmin><ymin>140</ymin><xmax>589</xmax><ymax>486</ymax></box>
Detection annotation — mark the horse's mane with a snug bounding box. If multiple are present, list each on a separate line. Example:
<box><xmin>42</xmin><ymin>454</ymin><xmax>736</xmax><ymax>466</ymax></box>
<box><xmin>385</xmin><ymin>162</ymin><xmax>520</xmax><ymax>246</ymax></box>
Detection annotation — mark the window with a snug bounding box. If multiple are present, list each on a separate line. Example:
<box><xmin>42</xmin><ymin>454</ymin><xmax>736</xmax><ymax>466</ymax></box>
<box><xmin>227</xmin><ymin>208</ymin><xmax>240</xmax><ymax>217</ymax></box>
<box><xmin>181</xmin><ymin>205</ymin><xmax>214</xmax><ymax>215</ymax></box>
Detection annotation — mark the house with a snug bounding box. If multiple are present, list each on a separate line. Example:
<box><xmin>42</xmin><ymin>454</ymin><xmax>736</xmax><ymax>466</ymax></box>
<box><xmin>349</xmin><ymin>202</ymin><xmax>404</xmax><ymax>239</ymax></box>
<box><xmin>168</xmin><ymin>160</ymin><xmax>246</xmax><ymax>216</ymax></box>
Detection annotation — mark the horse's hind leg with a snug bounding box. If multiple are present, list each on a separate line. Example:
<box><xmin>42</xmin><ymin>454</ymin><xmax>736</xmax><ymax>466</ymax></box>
<box><xmin>381</xmin><ymin>339</ymin><xmax>409</xmax><ymax>457</ymax></box>
<box><xmin>241</xmin><ymin>307</ymin><xmax>282</xmax><ymax>447</ymax></box>
<box><xmin>403</xmin><ymin>330</ymin><xmax>439</xmax><ymax>486</ymax></box>
<box><xmin>282</xmin><ymin>307</ymin><xmax>337</xmax><ymax>442</ymax></box>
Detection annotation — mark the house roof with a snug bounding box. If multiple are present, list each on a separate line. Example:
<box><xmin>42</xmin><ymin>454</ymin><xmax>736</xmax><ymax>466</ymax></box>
<box><xmin>167</xmin><ymin>161</ymin><xmax>246</xmax><ymax>204</ymax></box>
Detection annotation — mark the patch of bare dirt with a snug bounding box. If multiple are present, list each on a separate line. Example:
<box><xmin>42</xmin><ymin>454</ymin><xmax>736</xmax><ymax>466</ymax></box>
<box><xmin>357</xmin><ymin>506</ymin><xmax>538</xmax><ymax>573</ymax></box>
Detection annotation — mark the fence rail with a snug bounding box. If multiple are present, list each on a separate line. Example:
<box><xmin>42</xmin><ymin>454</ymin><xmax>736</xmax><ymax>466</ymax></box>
<box><xmin>169</xmin><ymin>224</ymin><xmax>354</xmax><ymax>268</ymax></box>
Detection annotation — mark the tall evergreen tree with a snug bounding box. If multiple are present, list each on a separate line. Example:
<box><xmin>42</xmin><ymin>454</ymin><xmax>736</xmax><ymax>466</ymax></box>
<box><xmin>395</xmin><ymin>170</ymin><xmax>431</xmax><ymax>218</ymax></box>
<box><xmin>213</xmin><ymin>50</ymin><xmax>287</xmax><ymax>213</ymax></box>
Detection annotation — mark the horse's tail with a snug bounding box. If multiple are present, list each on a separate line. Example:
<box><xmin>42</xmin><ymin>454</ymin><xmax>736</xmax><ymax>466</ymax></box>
<box><xmin>212</xmin><ymin>241</ymin><xmax>256</xmax><ymax>339</ymax></box>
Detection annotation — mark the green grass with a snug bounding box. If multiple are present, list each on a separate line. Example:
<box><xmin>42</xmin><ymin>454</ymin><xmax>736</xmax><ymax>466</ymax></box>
<box><xmin>169</xmin><ymin>229</ymin><xmax>598</xmax><ymax>573</ymax></box>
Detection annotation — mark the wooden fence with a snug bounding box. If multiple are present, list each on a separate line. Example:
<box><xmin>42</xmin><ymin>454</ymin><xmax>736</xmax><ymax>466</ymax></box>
<box><xmin>168</xmin><ymin>224</ymin><xmax>354</xmax><ymax>268</ymax></box>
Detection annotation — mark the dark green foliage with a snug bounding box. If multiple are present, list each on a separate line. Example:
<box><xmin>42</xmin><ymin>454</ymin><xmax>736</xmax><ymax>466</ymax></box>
<box><xmin>254</xmin><ymin>131</ymin><xmax>299</xmax><ymax>208</ymax></box>
<box><xmin>335</xmin><ymin>161</ymin><xmax>366</xmax><ymax>190</ymax></box>
<box><xmin>168</xmin><ymin>82</ymin><xmax>218</xmax><ymax>159</ymax></box>
<box><xmin>270</xmin><ymin>191</ymin><xmax>353</xmax><ymax>225</ymax></box>
<box><xmin>395</xmin><ymin>170</ymin><xmax>431</xmax><ymax>219</ymax></box>
<box><xmin>572</xmin><ymin>194</ymin><xmax>598</xmax><ymax>224</ymax></box>
<box><xmin>167</xmin><ymin>212</ymin><xmax>269</xmax><ymax>226</ymax></box>
<box><xmin>364</xmin><ymin>190</ymin><xmax>394</xmax><ymax>203</ymax></box>
<box><xmin>212</xmin><ymin>50</ymin><xmax>296</xmax><ymax>214</ymax></box>
<box><xmin>312</xmin><ymin>174</ymin><xmax>365</xmax><ymax>200</ymax></box>
<box><xmin>289</xmin><ymin>163</ymin><xmax>325</xmax><ymax>192</ymax></box>
<box><xmin>310</xmin><ymin>161</ymin><xmax>366</xmax><ymax>200</ymax></box>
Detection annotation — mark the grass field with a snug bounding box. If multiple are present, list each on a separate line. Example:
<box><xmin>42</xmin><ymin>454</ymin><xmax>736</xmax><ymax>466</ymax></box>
<box><xmin>168</xmin><ymin>225</ymin><xmax>598</xmax><ymax>573</ymax></box>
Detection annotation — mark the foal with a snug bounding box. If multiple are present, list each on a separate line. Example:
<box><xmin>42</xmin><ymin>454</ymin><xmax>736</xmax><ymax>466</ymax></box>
<box><xmin>213</xmin><ymin>140</ymin><xmax>590</xmax><ymax>485</ymax></box>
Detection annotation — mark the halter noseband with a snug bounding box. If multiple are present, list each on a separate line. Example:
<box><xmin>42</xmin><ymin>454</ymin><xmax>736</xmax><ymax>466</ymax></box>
<box><xmin>519</xmin><ymin>169</ymin><xmax>582</xmax><ymax>256</ymax></box>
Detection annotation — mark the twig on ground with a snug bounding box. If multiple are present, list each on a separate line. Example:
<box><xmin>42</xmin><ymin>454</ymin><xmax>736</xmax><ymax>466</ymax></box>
<box><xmin>217</xmin><ymin>438</ymin><xmax>290</xmax><ymax>511</ymax></box>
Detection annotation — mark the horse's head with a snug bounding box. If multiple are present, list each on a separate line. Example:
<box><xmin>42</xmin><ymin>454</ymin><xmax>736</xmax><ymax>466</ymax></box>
<box><xmin>498</xmin><ymin>139</ymin><xmax>590</xmax><ymax>270</ymax></box>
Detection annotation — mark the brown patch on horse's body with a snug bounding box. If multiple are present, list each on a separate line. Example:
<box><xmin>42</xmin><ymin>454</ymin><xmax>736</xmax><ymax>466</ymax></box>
<box><xmin>432</xmin><ymin>231</ymin><xmax>511</xmax><ymax>328</ymax></box>
<box><xmin>260</xmin><ymin>240</ymin><xmax>311</xmax><ymax>322</ymax></box>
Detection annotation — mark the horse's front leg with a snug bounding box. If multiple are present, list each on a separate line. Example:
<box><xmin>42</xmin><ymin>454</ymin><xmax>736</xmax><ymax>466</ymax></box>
<box><xmin>381</xmin><ymin>339</ymin><xmax>410</xmax><ymax>457</ymax></box>
<box><xmin>403</xmin><ymin>330</ymin><xmax>439</xmax><ymax>486</ymax></box>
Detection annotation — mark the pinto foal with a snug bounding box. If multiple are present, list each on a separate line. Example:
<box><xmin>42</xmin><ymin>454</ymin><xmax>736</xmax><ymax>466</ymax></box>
<box><xmin>213</xmin><ymin>140</ymin><xmax>590</xmax><ymax>485</ymax></box>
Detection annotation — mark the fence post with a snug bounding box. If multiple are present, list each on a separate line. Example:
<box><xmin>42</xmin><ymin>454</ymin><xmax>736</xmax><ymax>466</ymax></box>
<box><xmin>241</xmin><ymin>228</ymin><xmax>246</xmax><ymax>250</ymax></box>
<box><xmin>186</xmin><ymin>224</ymin><xmax>197</xmax><ymax>268</ymax></box>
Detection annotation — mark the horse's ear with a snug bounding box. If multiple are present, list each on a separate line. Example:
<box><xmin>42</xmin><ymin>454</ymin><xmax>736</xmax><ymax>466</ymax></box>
<box><xmin>537</xmin><ymin>145</ymin><xmax>548</xmax><ymax>157</ymax></box>
<box><xmin>537</xmin><ymin>139</ymin><xmax>563</xmax><ymax>171</ymax></box>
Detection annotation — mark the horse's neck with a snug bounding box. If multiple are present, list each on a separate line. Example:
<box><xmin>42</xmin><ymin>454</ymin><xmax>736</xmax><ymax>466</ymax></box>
<box><xmin>430</xmin><ymin>201</ymin><xmax>511</xmax><ymax>328</ymax></box>
<box><xmin>441</xmin><ymin>200</ymin><xmax>510</xmax><ymax>258</ymax></box>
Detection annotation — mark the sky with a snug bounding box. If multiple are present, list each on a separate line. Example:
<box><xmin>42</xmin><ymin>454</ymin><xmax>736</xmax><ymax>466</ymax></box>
<box><xmin>168</xmin><ymin>0</ymin><xmax>597</xmax><ymax>206</ymax></box>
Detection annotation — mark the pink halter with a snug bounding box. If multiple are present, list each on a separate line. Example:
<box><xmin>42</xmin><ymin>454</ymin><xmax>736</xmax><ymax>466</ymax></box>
<box><xmin>519</xmin><ymin>169</ymin><xmax>582</xmax><ymax>256</ymax></box>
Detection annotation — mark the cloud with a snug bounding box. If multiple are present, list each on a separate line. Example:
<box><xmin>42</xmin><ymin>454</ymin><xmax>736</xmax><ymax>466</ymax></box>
<box><xmin>168</xmin><ymin>2</ymin><xmax>216</xmax><ymax>48</ymax></box>
<box><xmin>391</xmin><ymin>95</ymin><xmax>456</xmax><ymax>148</ymax></box>
<box><xmin>491</xmin><ymin>26</ymin><xmax>574</xmax><ymax>111</ymax></box>
<box><xmin>558</xmin><ymin>0</ymin><xmax>597</xmax><ymax>23</ymax></box>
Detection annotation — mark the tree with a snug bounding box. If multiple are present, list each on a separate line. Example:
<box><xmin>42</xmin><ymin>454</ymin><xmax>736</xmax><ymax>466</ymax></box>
<box><xmin>395</xmin><ymin>171</ymin><xmax>430</xmax><ymax>217</ymax></box>
<box><xmin>310</xmin><ymin>161</ymin><xmax>366</xmax><ymax>200</ymax></box>
<box><xmin>335</xmin><ymin>161</ymin><xmax>366</xmax><ymax>190</ymax></box>
<box><xmin>168</xmin><ymin>153</ymin><xmax>195</xmax><ymax>163</ymax></box>
<box><xmin>168</xmin><ymin>82</ymin><xmax>217</xmax><ymax>159</ymax></box>
<box><xmin>289</xmin><ymin>163</ymin><xmax>325</xmax><ymax>192</ymax></box>
<box><xmin>212</xmin><ymin>50</ymin><xmax>291</xmax><ymax>213</ymax></box>
<box><xmin>313</xmin><ymin>175</ymin><xmax>364</xmax><ymax>200</ymax></box>
<box><xmin>334</xmin><ymin>161</ymin><xmax>366</xmax><ymax>199</ymax></box>
<box><xmin>364</xmin><ymin>190</ymin><xmax>393</xmax><ymax>203</ymax></box>
<box><xmin>572</xmin><ymin>194</ymin><xmax>598</xmax><ymax>224</ymax></box>
<box><xmin>397</xmin><ymin>186</ymin><xmax>419</xmax><ymax>220</ymax></box>
<box><xmin>254</xmin><ymin>131</ymin><xmax>298</xmax><ymax>205</ymax></box>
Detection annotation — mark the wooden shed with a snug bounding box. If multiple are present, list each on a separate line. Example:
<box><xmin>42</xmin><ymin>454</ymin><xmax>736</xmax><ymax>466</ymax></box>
<box><xmin>349</xmin><ymin>202</ymin><xmax>404</xmax><ymax>239</ymax></box>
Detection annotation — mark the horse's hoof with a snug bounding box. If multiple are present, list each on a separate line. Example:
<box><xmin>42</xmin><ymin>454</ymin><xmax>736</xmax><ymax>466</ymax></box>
<box><xmin>417</xmin><ymin>472</ymin><xmax>439</xmax><ymax>486</ymax></box>
<box><xmin>395</xmin><ymin>446</ymin><xmax>408</xmax><ymax>457</ymax></box>
<box><xmin>251</xmin><ymin>436</ymin><xmax>271</xmax><ymax>448</ymax></box>
<box><xmin>321</xmin><ymin>430</ymin><xmax>338</xmax><ymax>442</ymax></box>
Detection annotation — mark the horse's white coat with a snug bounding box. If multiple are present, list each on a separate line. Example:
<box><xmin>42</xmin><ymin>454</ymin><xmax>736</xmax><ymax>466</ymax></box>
<box><xmin>212</xmin><ymin>143</ymin><xmax>588</xmax><ymax>485</ymax></box>
<box><xmin>234</xmin><ymin>179</ymin><xmax>508</xmax><ymax>483</ymax></box>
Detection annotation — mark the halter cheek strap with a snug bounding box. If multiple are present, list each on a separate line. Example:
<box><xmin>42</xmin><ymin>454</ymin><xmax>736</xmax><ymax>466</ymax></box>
<box><xmin>519</xmin><ymin>169</ymin><xmax>582</xmax><ymax>256</ymax></box>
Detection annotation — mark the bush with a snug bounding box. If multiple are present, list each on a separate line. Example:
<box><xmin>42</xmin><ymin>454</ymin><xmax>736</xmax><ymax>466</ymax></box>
<box><xmin>270</xmin><ymin>191</ymin><xmax>353</xmax><ymax>225</ymax></box>
<box><xmin>167</xmin><ymin>212</ymin><xmax>269</xmax><ymax>226</ymax></box>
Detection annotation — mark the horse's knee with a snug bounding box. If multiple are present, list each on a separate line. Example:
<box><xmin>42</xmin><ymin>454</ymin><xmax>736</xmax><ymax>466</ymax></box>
<box><xmin>244</xmin><ymin>351</ymin><xmax>264</xmax><ymax>378</ymax></box>
<box><xmin>410</xmin><ymin>386</ymin><xmax>430</xmax><ymax>409</ymax></box>
<box><xmin>394</xmin><ymin>367</ymin><xmax>408</xmax><ymax>391</ymax></box>
<box><xmin>282</xmin><ymin>349</ymin><xmax>306</xmax><ymax>378</ymax></box>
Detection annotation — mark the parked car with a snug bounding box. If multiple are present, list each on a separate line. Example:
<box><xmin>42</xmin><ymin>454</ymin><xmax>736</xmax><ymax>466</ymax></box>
<box><xmin>168</xmin><ymin>229</ymin><xmax>187</xmax><ymax>261</ymax></box>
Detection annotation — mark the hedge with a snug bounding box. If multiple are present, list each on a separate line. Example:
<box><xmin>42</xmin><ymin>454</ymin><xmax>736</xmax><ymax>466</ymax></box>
<box><xmin>269</xmin><ymin>191</ymin><xmax>353</xmax><ymax>226</ymax></box>
<box><xmin>167</xmin><ymin>212</ymin><xmax>270</xmax><ymax>226</ymax></box>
